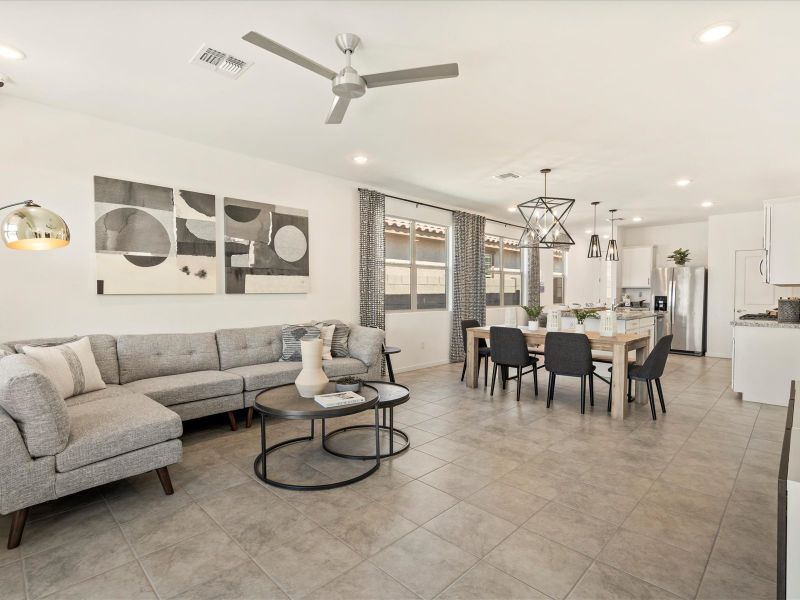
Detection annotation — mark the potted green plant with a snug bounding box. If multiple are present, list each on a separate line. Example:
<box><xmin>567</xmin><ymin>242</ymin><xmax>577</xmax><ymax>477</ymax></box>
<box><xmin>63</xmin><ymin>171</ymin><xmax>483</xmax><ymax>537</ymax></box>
<box><xmin>572</xmin><ymin>309</ymin><xmax>600</xmax><ymax>334</ymax></box>
<box><xmin>667</xmin><ymin>248</ymin><xmax>691</xmax><ymax>266</ymax></box>
<box><xmin>335</xmin><ymin>375</ymin><xmax>363</xmax><ymax>393</ymax></box>
<box><xmin>522</xmin><ymin>305</ymin><xmax>543</xmax><ymax>330</ymax></box>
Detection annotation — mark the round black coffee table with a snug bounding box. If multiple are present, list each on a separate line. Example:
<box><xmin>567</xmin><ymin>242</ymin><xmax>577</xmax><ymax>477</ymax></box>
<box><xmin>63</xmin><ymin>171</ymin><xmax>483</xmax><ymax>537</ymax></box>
<box><xmin>253</xmin><ymin>382</ymin><xmax>380</xmax><ymax>490</ymax></box>
<box><xmin>322</xmin><ymin>381</ymin><xmax>411</xmax><ymax>459</ymax></box>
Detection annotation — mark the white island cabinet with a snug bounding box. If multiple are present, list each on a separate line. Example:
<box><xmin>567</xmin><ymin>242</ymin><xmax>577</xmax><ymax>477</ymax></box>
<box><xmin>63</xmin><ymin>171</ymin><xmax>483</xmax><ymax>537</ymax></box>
<box><xmin>732</xmin><ymin>320</ymin><xmax>800</xmax><ymax>406</ymax></box>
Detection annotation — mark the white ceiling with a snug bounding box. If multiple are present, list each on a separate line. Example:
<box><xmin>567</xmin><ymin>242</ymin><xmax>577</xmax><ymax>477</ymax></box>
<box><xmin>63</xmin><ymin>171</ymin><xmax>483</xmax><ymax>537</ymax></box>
<box><xmin>1</xmin><ymin>0</ymin><xmax>799</xmax><ymax>230</ymax></box>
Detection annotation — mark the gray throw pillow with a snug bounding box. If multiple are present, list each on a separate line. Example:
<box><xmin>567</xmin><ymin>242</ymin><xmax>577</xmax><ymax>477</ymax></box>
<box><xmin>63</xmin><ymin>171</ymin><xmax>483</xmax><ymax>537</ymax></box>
<box><xmin>0</xmin><ymin>354</ymin><xmax>70</xmax><ymax>457</ymax></box>
<box><xmin>315</xmin><ymin>320</ymin><xmax>350</xmax><ymax>358</ymax></box>
<box><xmin>280</xmin><ymin>325</ymin><xmax>321</xmax><ymax>361</ymax></box>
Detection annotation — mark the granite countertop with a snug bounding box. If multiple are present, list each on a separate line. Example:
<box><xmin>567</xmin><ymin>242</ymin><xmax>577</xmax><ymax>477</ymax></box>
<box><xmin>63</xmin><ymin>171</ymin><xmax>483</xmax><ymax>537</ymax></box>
<box><xmin>731</xmin><ymin>319</ymin><xmax>800</xmax><ymax>329</ymax></box>
<box><xmin>557</xmin><ymin>308</ymin><xmax>656</xmax><ymax>321</ymax></box>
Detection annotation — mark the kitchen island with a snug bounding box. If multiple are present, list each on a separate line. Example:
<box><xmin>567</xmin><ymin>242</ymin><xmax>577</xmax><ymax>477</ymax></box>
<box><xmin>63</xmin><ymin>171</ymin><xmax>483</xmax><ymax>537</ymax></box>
<box><xmin>732</xmin><ymin>319</ymin><xmax>800</xmax><ymax>406</ymax></box>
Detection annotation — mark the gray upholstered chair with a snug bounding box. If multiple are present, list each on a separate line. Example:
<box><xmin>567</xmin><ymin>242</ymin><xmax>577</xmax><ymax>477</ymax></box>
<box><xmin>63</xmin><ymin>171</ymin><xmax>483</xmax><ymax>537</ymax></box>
<box><xmin>0</xmin><ymin>355</ymin><xmax>182</xmax><ymax>549</ymax></box>
<box><xmin>460</xmin><ymin>319</ymin><xmax>491</xmax><ymax>387</ymax></box>
<box><xmin>543</xmin><ymin>332</ymin><xmax>596</xmax><ymax>414</ymax></box>
<box><xmin>608</xmin><ymin>334</ymin><xmax>673</xmax><ymax>420</ymax></box>
<box><xmin>489</xmin><ymin>326</ymin><xmax>539</xmax><ymax>402</ymax></box>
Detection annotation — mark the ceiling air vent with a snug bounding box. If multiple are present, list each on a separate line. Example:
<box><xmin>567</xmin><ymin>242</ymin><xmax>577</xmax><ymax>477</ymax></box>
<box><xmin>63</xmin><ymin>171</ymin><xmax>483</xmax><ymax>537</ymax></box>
<box><xmin>190</xmin><ymin>45</ymin><xmax>252</xmax><ymax>79</ymax></box>
<box><xmin>493</xmin><ymin>172</ymin><xmax>520</xmax><ymax>181</ymax></box>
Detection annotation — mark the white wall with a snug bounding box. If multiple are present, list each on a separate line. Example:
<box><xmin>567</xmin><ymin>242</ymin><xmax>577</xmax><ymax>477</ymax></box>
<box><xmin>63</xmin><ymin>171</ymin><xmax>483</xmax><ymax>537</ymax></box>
<box><xmin>621</xmin><ymin>221</ymin><xmax>709</xmax><ymax>267</ymax></box>
<box><xmin>707</xmin><ymin>211</ymin><xmax>763</xmax><ymax>358</ymax></box>
<box><xmin>0</xmin><ymin>97</ymin><xmax>365</xmax><ymax>340</ymax></box>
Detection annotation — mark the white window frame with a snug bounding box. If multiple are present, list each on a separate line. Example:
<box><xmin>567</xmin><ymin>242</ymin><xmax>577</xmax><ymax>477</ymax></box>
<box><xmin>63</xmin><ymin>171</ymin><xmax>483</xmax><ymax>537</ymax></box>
<box><xmin>485</xmin><ymin>234</ymin><xmax>524</xmax><ymax>307</ymax></box>
<box><xmin>385</xmin><ymin>216</ymin><xmax>449</xmax><ymax>313</ymax></box>
<box><xmin>552</xmin><ymin>248</ymin><xmax>567</xmax><ymax>304</ymax></box>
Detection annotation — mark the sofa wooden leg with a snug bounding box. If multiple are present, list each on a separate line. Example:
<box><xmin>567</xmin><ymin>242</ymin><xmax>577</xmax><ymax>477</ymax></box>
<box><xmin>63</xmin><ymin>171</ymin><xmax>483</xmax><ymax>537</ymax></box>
<box><xmin>155</xmin><ymin>466</ymin><xmax>174</xmax><ymax>496</ymax></box>
<box><xmin>7</xmin><ymin>507</ymin><xmax>28</xmax><ymax>550</ymax></box>
<box><xmin>227</xmin><ymin>410</ymin><xmax>238</xmax><ymax>432</ymax></box>
<box><xmin>245</xmin><ymin>407</ymin><xmax>253</xmax><ymax>428</ymax></box>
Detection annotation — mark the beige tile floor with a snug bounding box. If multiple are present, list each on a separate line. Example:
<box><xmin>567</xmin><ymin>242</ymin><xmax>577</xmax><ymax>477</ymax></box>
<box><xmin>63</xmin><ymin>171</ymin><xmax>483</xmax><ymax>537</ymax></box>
<box><xmin>0</xmin><ymin>355</ymin><xmax>786</xmax><ymax>599</ymax></box>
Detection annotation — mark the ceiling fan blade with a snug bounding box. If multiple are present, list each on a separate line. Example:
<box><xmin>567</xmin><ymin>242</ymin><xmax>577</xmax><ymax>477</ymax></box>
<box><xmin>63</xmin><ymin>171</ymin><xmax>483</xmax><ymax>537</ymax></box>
<box><xmin>242</xmin><ymin>31</ymin><xmax>337</xmax><ymax>80</ymax></box>
<box><xmin>325</xmin><ymin>95</ymin><xmax>351</xmax><ymax>124</ymax></box>
<box><xmin>363</xmin><ymin>63</ymin><xmax>459</xmax><ymax>88</ymax></box>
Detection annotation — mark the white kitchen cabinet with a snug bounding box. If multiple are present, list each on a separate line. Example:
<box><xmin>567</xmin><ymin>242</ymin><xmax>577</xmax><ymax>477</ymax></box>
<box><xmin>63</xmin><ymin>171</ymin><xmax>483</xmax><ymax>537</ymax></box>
<box><xmin>621</xmin><ymin>246</ymin><xmax>654</xmax><ymax>288</ymax></box>
<box><xmin>764</xmin><ymin>197</ymin><xmax>800</xmax><ymax>285</ymax></box>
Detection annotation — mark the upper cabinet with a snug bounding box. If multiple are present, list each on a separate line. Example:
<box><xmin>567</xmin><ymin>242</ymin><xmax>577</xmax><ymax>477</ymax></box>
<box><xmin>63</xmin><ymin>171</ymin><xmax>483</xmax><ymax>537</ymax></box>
<box><xmin>621</xmin><ymin>246</ymin><xmax>654</xmax><ymax>288</ymax></box>
<box><xmin>764</xmin><ymin>198</ymin><xmax>800</xmax><ymax>285</ymax></box>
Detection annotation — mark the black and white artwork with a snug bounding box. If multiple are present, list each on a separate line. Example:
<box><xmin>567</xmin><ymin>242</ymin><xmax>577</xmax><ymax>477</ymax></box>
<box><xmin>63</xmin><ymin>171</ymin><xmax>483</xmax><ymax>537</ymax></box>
<box><xmin>224</xmin><ymin>197</ymin><xmax>309</xmax><ymax>293</ymax></box>
<box><xmin>94</xmin><ymin>176</ymin><xmax>217</xmax><ymax>294</ymax></box>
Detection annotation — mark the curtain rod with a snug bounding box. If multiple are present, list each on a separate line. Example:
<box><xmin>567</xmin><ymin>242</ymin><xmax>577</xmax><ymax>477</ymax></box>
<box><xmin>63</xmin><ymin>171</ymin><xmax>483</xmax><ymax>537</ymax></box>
<box><xmin>358</xmin><ymin>188</ymin><xmax>525</xmax><ymax>230</ymax></box>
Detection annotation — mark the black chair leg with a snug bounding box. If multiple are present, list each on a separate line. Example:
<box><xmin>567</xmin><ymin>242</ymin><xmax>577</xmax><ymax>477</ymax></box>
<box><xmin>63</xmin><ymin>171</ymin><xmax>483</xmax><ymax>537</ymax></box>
<box><xmin>607</xmin><ymin>372</ymin><xmax>613</xmax><ymax>412</ymax></box>
<box><xmin>588</xmin><ymin>373</ymin><xmax>595</xmax><ymax>407</ymax></box>
<box><xmin>580</xmin><ymin>376</ymin><xmax>586</xmax><ymax>414</ymax></box>
<box><xmin>484</xmin><ymin>356</ymin><xmax>489</xmax><ymax>388</ymax></box>
<box><xmin>532</xmin><ymin>361</ymin><xmax>539</xmax><ymax>396</ymax></box>
<box><xmin>501</xmin><ymin>366</ymin><xmax>507</xmax><ymax>390</ymax></box>
<box><xmin>627</xmin><ymin>377</ymin><xmax>633</xmax><ymax>402</ymax></box>
<box><xmin>547</xmin><ymin>372</ymin><xmax>555</xmax><ymax>407</ymax></box>
<box><xmin>655</xmin><ymin>378</ymin><xmax>666</xmax><ymax>413</ymax></box>
<box><xmin>516</xmin><ymin>366</ymin><xmax>522</xmax><ymax>402</ymax></box>
<box><xmin>646</xmin><ymin>380</ymin><xmax>657</xmax><ymax>420</ymax></box>
<box><xmin>461</xmin><ymin>359</ymin><xmax>467</xmax><ymax>382</ymax></box>
<box><xmin>490</xmin><ymin>363</ymin><xmax>498</xmax><ymax>396</ymax></box>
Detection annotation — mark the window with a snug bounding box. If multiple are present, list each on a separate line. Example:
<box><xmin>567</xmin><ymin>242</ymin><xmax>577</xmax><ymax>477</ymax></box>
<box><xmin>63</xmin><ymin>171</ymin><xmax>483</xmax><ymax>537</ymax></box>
<box><xmin>553</xmin><ymin>248</ymin><xmax>566</xmax><ymax>304</ymax></box>
<box><xmin>485</xmin><ymin>235</ymin><xmax>523</xmax><ymax>306</ymax></box>
<box><xmin>385</xmin><ymin>217</ymin><xmax>448</xmax><ymax>311</ymax></box>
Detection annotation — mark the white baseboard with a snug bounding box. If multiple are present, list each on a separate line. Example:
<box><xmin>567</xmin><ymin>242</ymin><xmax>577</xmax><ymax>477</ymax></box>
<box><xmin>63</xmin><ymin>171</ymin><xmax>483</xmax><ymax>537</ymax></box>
<box><xmin>394</xmin><ymin>359</ymin><xmax>453</xmax><ymax>374</ymax></box>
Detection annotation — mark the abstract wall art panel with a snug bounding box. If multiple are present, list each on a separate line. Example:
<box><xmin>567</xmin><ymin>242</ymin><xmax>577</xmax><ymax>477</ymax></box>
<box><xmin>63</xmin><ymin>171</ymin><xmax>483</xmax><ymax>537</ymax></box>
<box><xmin>224</xmin><ymin>197</ymin><xmax>309</xmax><ymax>294</ymax></box>
<box><xmin>94</xmin><ymin>176</ymin><xmax>217</xmax><ymax>294</ymax></box>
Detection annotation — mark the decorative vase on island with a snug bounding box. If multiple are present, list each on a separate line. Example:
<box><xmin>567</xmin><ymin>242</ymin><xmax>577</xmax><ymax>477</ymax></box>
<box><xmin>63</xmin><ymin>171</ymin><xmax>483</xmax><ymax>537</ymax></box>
<box><xmin>295</xmin><ymin>338</ymin><xmax>328</xmax><ymax>398</ymax></box>
<box><xmin>575</xmin><ymin>323</ymin><xmax>586</xmax><ymax>334</ymax></box>
<box><xmin>528</xmin><ymin>320</ymin><xmax>540</xmax><ymax>330</ymax></box>
<box><xmin>547</xmin><ymin>310</ymin><xmax>561</xmax><ymax>332</ymax></box>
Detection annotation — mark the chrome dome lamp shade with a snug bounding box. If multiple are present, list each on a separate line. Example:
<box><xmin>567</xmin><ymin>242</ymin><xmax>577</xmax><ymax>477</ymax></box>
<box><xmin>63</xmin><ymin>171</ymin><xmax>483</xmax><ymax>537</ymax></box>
<box><xmin>587</xmin><ymin>201</ymin><xmax>602</xmax><ymax>258</ymax></box>
<box><xmin>1</xmin><ymin>201</ymin><xmax>70</xmax><ymax>250</ymax></box>
<box><xmin>517</xmin><ymin>168</ymin><xmax>576</xmax><ymax>249</ymax></box>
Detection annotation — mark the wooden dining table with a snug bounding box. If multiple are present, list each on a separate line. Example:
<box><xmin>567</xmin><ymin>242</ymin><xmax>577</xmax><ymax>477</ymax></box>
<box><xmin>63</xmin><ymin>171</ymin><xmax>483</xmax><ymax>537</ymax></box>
<box><xmin>465</xmin><ymin>326</ymin><xmax>652</xmax><ymax>420</ymax></box>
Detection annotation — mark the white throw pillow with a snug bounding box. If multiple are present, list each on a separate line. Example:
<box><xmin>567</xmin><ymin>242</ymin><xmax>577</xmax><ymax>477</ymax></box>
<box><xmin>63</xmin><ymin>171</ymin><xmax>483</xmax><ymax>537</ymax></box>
<box><xmin>318</xmin><ymin>324</ymin><xmax>336</xmax><ymax>360</ymax></box>
<box><xmin>21</xmin><ymin>337</ymin><xmax>106</xmax><ymax>399</ymax></box>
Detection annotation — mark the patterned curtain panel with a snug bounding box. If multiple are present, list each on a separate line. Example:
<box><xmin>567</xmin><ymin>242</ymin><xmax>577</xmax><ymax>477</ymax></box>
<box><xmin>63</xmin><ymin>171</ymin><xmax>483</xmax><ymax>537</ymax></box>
<box><xmin>449</xmin><ymin>211</ymin><xmax>486</xmax><ymax>362</ymax></box>
<box><xmin>527</xmin><ymin>246</ymin><xmax>541</xmax><ymax>307</ymax></box>
<box><xmin>358</xmin><ymin>189</ymin><xmax>386</xmax><ymax>332</ymax></box>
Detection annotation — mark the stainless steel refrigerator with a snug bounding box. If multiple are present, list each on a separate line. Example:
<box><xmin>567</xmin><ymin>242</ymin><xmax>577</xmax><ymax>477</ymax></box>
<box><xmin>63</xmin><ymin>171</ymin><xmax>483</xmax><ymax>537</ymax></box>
<box><xmin>651</xmin><ymin>266</ymin><xmax>707</xmax><ymax>355</ymax></box>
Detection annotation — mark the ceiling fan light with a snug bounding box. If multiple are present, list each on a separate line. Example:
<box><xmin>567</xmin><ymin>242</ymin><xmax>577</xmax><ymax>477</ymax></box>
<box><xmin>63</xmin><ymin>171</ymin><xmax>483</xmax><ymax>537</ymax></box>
<box><xmin>588</xmin><ymin>234</ymin><xmax>602</xmax><ymax>258</ymax></box>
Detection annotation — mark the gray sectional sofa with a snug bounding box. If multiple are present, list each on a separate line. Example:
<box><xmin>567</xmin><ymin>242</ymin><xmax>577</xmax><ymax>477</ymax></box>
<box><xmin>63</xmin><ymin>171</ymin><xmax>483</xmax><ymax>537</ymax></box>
<box><xmin>0</xmin><ymin>322</ymin><xmax>384</xmax><ymax>549</ymax></box>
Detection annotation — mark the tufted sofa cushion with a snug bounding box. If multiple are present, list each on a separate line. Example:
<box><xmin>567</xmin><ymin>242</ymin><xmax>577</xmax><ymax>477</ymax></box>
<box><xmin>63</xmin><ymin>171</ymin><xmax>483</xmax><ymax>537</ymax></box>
<box><xmin>123</xmin><ymin>371</ymin><xmax>243</xmax><ymax>406</ymax></box>
<box><xmin>117</xmin><ymin>333</ymin><xmax>220</xmax><ymax>384</ymax></box>
<box><xmin>215</xmin><ymin>326</ymin><xmax>283</xmax><ymax>370</ymax></box>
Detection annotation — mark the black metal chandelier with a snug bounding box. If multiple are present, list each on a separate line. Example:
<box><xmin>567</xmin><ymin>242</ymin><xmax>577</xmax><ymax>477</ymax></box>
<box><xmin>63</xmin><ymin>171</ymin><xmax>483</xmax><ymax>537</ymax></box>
<box><xmin>517</xmin><ymin>168</ymin><xmax>575</xmax><ymax>249</ymax></box>
<box><xmin>587</xmin><ymin>201</ymin><xmax>602</xmax><ymax>258</ymax></box>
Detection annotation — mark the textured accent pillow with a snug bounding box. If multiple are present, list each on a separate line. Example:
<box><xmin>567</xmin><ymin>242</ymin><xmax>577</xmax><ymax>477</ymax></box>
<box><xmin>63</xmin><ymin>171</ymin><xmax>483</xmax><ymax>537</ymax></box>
<box><xmin>280</xmin><ymin>325</ymin><xmax>321</xmax><ymax>361</ymax></box>
<box><xmin>315</xmin><ymin>321</ymin><xmax>350</xmax><ymax>357</ymax></box>
<box><xmin>318</xmin><ymin>324</ymin><xmax>336</xmax><ymax>361</ymax></box>
<box><xmin>21</xmin><ymin>337</ymin><xmax>106</xmax><ymax>399</ymax></box>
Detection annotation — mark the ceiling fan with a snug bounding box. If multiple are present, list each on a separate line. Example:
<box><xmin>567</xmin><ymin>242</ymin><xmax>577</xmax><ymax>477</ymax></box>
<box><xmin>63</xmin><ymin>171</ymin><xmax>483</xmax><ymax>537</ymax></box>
<box><xmin>242</xmin><ymin>31</ymin><xmax>459</xmax><ymax>124</ymax></box>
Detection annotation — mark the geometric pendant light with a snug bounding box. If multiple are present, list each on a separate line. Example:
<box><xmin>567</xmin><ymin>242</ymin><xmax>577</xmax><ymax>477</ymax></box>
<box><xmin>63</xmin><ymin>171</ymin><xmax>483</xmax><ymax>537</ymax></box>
<box><xmin>587</xmin><ymin>201</ymin><xmax>602</xmax><ymax>258</ymax></box>
<box><xmin>605</xmin><ymin>209</ymin><xmax>621</xmax><ymax>261</ymax></box>
<box><xmin>517</xmin><ymin>168</ymin><xmax>576</xmax><ymax>250</ymax></box>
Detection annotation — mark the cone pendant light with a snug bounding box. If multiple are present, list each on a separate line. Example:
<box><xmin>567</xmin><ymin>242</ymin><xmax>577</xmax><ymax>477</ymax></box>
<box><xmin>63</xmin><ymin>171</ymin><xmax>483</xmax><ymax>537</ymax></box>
<box><xmin>605</xmin><ymin>209</ymin><xmax>620</xmax><ymax>261</ymax></box>
<box><xmin>587</xmin><ymin>201</ymin><xmax>602</xmax><ymax>258</ymax></box>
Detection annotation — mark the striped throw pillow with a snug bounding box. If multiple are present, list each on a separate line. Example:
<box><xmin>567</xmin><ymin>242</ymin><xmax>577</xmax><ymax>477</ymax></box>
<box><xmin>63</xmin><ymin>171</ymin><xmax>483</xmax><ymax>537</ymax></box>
<box><xmin>21</xmin><ymin>337</ymin><xmax>106</xmax><ymax>399</ymax></box>
<box><xmin>315</xmin><ymin>321</ymin><xmax>350</xmax><ymax>357</ymax></box>
<box><xmin>280</xmin><ymin>325</ymin><xmax>321</xmax><ymax>361</ymax></box>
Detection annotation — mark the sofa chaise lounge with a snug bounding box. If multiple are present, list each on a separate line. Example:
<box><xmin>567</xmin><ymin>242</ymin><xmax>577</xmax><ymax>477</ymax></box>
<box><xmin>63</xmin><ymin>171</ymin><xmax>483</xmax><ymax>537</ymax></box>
<box><xmin>0</xmin><ymin>321</ymin><xmax>384</xmax><ymax>549</ymax></box>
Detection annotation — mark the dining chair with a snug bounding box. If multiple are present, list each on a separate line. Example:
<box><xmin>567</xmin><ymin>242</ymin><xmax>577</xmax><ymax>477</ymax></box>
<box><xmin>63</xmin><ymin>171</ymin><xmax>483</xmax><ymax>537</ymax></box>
<box><xmin>607</xmin><ymin>335</ymin><xmax>673</xmax><ymax>420</ymax></box>
<box><xmin>461</xmin><ymin>319</ymin><xmax>491</xmax><ymax>387</ymax></box>
<box><xmin>489</xmin><ymin>326</ymin><xmax>539</xmax><ymax>401</ymax></box>
<box><xmin>543</xmin><ymin>332</ymin><xmax>597</xmax><ymax>414</ymax></box>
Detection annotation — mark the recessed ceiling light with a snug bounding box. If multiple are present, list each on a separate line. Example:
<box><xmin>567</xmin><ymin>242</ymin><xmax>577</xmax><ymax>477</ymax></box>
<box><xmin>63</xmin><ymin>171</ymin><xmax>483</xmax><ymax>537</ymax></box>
<box><xmin>507</xmin><ymin>207</ymin><xmax>517</xmax><ymax>213</ymax></box>
<box><xmin>698</xmin><ymin>22</ymin><xmax>736</xmax><ymax>44</ymax></box>
<box><xmin>0</xmin><ymin>44</ymin><xmax>25</xmax><ymax>60</ymax></box>
<box><xmin>701</xmin><ymin>201</ymin><xmax>714</xmax><ymax>208</ymax></box>
<box><xmin>676</xmin><ymin>178</ymin><xmax>691</xmax><ymax>187</ymax></box>
<box><xmin>584</xmin><ymin>229</ymin><xmax>592</xmax><ymax>235</ymax></box>
<box><xmin>603</xmin><ymin>234</ymin><xmax>610</xmax><ymax>239</ymax></box>
<box><xmin>353</xmin><ymin>155</ymin><xmax>368</xmax><ymax>165</ymax></box>
<box><xmin>632</xmin><ymin>216</ymin><xmax>642</xmax><ymax>222</ymax></box>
